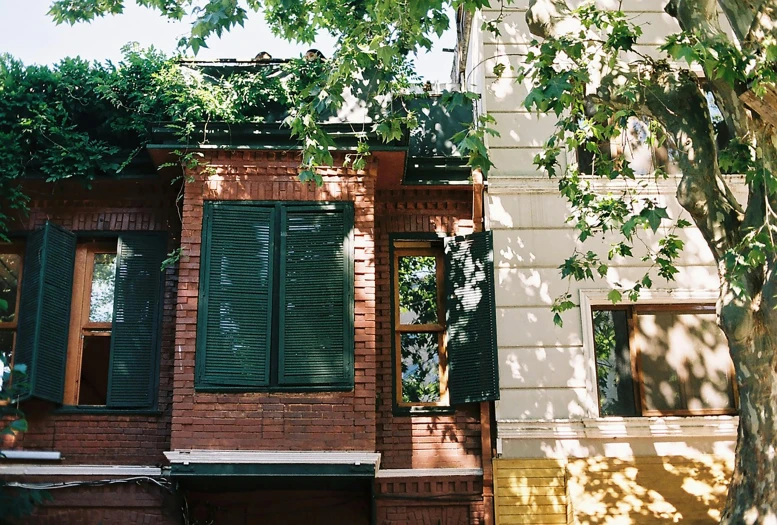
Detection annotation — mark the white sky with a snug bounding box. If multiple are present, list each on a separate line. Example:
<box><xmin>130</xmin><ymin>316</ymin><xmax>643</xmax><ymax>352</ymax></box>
<box><xmin>0</xmin><ymin>0</ymin><xmax>457</xmax><ymax>82</ymax></box>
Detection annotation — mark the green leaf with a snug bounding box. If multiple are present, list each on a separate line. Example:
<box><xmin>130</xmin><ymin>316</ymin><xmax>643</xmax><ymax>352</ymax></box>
<box><xmin>607</xmin><ymin>289</ymin><xmax>622</xmax><ymax>304</ymax></box>
<box><xmin>640</xmin><ymin>207</ymin><xmax>670</xmax><ymax>233</ymax></box>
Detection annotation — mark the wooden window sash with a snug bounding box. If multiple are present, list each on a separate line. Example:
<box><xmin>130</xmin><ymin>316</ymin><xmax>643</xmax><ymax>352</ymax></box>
<box><xmin>0</xmin><ymin>243</ymin><xmax>23</xmax><ymax>399</ymax></box>
<box><xmin>393</xmin><ymin>245</ymin><xmax>448</xmax><ymax>408</ymax></box>
<box><xmin>593</xmin><ymin>303</ymin><xmax>737</xmax><ymax>417</ymax></box>
<box><xmin>64</xmin><ymin>242</ymin><xmax>117</xmax><ymax>405</ymax></box>
<box><xmin>0</xmin><ymin>244</ymin><xmax>24</xmax><ymax>332</ymax></box>
<box><xmin>630</xmin><ymin>304</ymin><xmax>737</xmax><ymax>417</ymax></box>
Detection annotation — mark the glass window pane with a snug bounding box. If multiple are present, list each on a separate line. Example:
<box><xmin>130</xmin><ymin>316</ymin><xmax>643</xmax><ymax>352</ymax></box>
<box><xmin>398</xmin><ymin>255</ymin><xmax>438</xmax><ymax>325</ymax></box>
<box><xmin>401</xmin><ymin>332</ymin><xmax>440</xmax><ymax>403</ymax></box>
<box><xmin>639</xmin><ymin>312</ymin><xmax>734</xmax><ymax>412</ymax></box>
<box><xmin>89</xmin><ymin>253</ymin><xmax>117</xmax><ymax>323</ymax></box>
<box><xmin>78</xmin><ymin>335</ymin><xmax>111</xmax><ymax>405</ymax></box>
<box><xmin>0</xmin><ymin>253</ymin><xmax>21</xmax><ymax>323</ymax></box>
<box><xmin>593</xmin><ymin>310</ymin><xmax>638</xmax><ymax>416</ymax></box>
<box><xmin>0</xmin><ymin>330</ymin><xmax>14</xmax><ymax>392</ymax></box>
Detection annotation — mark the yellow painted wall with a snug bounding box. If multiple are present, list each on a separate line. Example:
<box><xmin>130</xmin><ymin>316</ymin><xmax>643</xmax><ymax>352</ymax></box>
<box><xmin>494</xmin><ymin>459</ymin><xmax>568</xmax><ymax>525</ymax></box>
<box><xmin>494</xmin><ymin>456</ymin><xmax>732</xmax><ymax>524</ymax></box>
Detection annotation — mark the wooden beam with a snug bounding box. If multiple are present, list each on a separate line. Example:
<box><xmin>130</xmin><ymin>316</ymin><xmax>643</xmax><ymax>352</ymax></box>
<box><xmin>740</xmin><ymin>83</ymin><xmax>777</xmax><ymax>129</ymax></box>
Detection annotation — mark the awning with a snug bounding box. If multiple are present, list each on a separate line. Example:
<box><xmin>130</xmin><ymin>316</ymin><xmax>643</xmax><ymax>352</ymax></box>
<box><xmin>164</xmin><ymin>450</ymin><xmax>381</xmax><ymax>478</ymax></box>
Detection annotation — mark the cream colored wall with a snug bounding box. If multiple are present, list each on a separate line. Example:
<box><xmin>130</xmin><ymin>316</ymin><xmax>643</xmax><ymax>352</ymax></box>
<box><xmin>467</xmin><ymin>0</ymin><xmax>740</xmax><ymax>457</ymax></box>
<box><xmin>488</xmin><ymin>181</ymin><xmax>723</xmax><ymax>421</ymax></box>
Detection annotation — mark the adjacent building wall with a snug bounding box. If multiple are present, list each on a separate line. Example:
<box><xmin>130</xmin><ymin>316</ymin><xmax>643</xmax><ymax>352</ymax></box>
<box><xmin>466</xmin><ymin>1</ymin><xmax>738</xmax><ymax>522</ymax></box>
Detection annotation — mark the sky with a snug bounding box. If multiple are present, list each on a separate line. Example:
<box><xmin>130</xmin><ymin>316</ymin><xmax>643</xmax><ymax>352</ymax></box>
<box><xmin>0</xmin><ymin>1</ymin><xmax>457</xmax><ymax>82</ymax></box>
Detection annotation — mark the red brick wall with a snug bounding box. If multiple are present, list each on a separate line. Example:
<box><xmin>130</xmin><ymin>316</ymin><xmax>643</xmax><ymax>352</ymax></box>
<box><xmin>13</xmin><ymin>478</ymin><xmax>178</xmax><ymax>525</ymax></box>
<box><xmin>375</xmin><ymin>475</ymin><xmax>485</xmax><ymax>524</ymax></box>
<box><xmin>171</xmin><ymin>151</ymin><xmax>377</xmax><ymax>451</ymax></box>
<box><xmin>3</xmin><ymin>179</ymin><xmax>178</xmax><ymax>465</ymax></box>
<box><xmin>374</xmin><ymin>188</ymin><xmax>483</xmax><ymax>469</ymax></box>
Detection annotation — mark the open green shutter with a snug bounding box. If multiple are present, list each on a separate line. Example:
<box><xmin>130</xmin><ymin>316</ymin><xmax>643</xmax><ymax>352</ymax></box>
<box><xmin>106</xmin><ymin>233</ymin><xmax>165</xmax><ymax>408</ymax></box>
<box><xmin>15</xmin><ymin>222</ymin><xmax>76</xmax><ymax>403</ymax></box>
<box><xmin>278</xmin><ymin>206</ymin><xmax>353</xmax><ymax>387</ymax></box>
<box><xmin>196</xmin><ymin>203</ymin><xmax>274</xmax><ymax>388</ymax></box>
<box><xmin>445</xmin><ymin>231</ymin><xmax>500</xmax><ymax>404</ymax></box>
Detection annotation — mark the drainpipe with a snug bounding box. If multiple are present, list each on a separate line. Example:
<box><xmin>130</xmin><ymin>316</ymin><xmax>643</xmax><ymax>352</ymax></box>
<box><xmin>472</xmin><ymin>168</ymin><xmax>495</xmax><ymax>525</ymax></box>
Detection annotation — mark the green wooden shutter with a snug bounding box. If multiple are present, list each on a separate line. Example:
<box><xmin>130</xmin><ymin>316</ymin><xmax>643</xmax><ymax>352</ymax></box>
<box><xmin>444</xmin><ymin>231</ymin><xmax>500</xmax><ymax>404</ymax></box>
<box><xmin>278</xmin><ymin>205</ymin><xmax>353</xmax><ymax>387</ymax></box>
<box><xmin>15</xmin><ymin>222</ymin><xmax>76</xmax><ymax>403</ymax></box>
<box><xmin>106</xmin><ymin>233</ymin><xmax>166</xmax><ymax>408</ymax></box>
<box><xmin>196</xmin><ymin>203</ymin><xmax>274</xmax><ymax>388</ymax></box>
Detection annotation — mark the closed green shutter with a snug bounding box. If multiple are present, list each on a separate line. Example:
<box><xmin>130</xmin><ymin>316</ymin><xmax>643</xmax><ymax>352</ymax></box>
<box><xmin>106</xmin><ymin>233</ymin><xmax>166</xmax><ymax>408</ymax></box>
<box><xmin>15</xmin><ymin>222</ymin><xmax>76</xmax><ymax>403</ymax></box>
<box><xmin>445</xmin><ymin>231</ymin><xmax>500</xmax><ymax>404</ymax></box>
<box><xmin>278</xmin><ymin>206</ymin><xmax>353</xmax><ymax>387</ymax></box>
<box><xmin>196</xmin><ymin>203</ymin><xmax>274</xmax><ymax>388</ymax></box>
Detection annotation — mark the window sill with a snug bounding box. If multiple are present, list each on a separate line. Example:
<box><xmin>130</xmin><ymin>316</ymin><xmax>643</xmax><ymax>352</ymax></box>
<box><xmin>497</xmin><ymin>415</ymin><xmax>739</xmax><ymax>440</ymax></box>
<box><xmin>393</xmin><ymin>405</ymin><xmax>456</xmax><ymax>417</ymax></box>
<box><xmin>194</xmin><ymin>385</ymin><xmax>354</xmax><ymax>393</ymax></box>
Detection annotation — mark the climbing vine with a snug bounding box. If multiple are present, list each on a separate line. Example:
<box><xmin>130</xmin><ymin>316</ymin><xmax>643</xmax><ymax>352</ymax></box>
<box><xmin>0</xmin><ymin>44</ymin><xmax>331</xmax><ymax>236</ymax></box>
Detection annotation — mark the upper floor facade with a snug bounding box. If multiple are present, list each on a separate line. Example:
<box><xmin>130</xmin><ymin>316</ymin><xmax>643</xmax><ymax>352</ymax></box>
<box><xmin>459</xmin><ymin>1</ymin><xmax>740</xmax><ymax>523</ymax></box>
<box><xmin>0</xmin><ymin>88</ymin><xmax>500</xmax><ymax>524</ymax></box>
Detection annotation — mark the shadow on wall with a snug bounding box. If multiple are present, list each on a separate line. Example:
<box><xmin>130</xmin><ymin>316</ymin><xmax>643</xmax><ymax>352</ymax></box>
<box><xmin>495</xmin><ymin>455</ymin><xmax>732</xmax><ymax>524</ymax></box>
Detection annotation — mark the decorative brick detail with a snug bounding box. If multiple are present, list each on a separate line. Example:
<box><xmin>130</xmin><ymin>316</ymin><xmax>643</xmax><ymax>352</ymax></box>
<box><xmin>375</xmin><ymin>475</ymin><xmax>485</xmax><ymax>525</ymax></box>
<box><xmin>374</xmin><ymin>188</ymin><xmax>482</xmax><ymax>470</ymax></box>
<box><xmin>3</xmin><ymin>179</ymin><xmax>179</xmax><ymax>465</ymax></box>
<box><xmin>171</xmin><ymin>151</ymin><xmax>377</xmax><ymax>451</ymax></box>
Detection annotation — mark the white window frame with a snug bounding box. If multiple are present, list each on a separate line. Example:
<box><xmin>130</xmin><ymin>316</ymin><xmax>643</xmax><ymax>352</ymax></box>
<box><xmin>579</xmin><ymin>288</ymin><xmax>723</xmax><ymax>419</ymax></box>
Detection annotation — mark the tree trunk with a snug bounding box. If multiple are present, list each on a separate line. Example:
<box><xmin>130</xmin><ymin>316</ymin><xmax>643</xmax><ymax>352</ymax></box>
<box><xmin>720</xmin><ymin>305</ymin><xmax>777</xmax><ymax>524</ymax></box>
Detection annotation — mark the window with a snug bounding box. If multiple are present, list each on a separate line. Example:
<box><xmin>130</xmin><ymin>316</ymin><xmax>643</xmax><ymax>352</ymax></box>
<box><xmin>393</xmin><ymin>243</ymin><xmax>447</xmax><ymax>407</ymax></box>
<box><xmin>576</xmin><ymin>115</ymin><xmax>684</xmax><ymax>179</ymax></box>
<box><xmin>13</xmin><ymin>223</ymin><xmax>165</xmax><ymax>409</ymax></box>
<box><xmin>196</xmin><ymin>202</ymin><xmax>354</xmax><ymax>391</ymax></box>
<box><xmin>592</xmin><ymin>304</ymin><xmax>737</xmax><ymax>417</ymax></box>
<box><xmin>391</xmin><ymin>233</ymin><xmax>500</xmax><ymax>413</ymax></box>
<box><xmin>0</xmin><ymin>244</ymin><xmax>23</xmax><ymax>393</ymax></box>
<box><xmin>63</xmin><ymin>243</ymin><xmax>117</xmax><ymax>406</ymax></box>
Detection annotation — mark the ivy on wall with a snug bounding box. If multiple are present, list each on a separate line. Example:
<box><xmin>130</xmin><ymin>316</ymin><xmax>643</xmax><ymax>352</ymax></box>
<box><xmin>0</xmin><ymin>45</ymin><xmax>327</xmax><ymax>236</ymax></box>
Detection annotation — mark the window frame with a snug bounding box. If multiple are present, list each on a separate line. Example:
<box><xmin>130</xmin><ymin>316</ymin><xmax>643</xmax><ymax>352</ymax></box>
<box><xmin>393</xmin><ymin>243</ymin><xmax>448</xmax><ymax>409</ymax></box>
<box><xmin>195</xmin><ymin>201</ymin><xmax>355</xmax><ymax>393</ymax></box>
<box><xmin>582</xmin><ymin>290</ymin><xmax>738</xmax><ymax>418</ymax></box>
<box><xmin>63</xmin><ymin>241</ymin><xmax>117</xmax><ymax>406</ymax></box>
<box><xmin>390</xmin><ymin>234</ymin><xmax>454</xmax><ymax>416</ymax></box>
<box><xmin>0</xmin><ymin>243</ymin><xmax>24</xmax><ymax>395</ymax></box>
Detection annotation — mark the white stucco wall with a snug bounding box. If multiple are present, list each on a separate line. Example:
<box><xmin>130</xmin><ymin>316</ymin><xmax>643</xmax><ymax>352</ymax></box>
<box><xmin>466</xmin><ymin>0</ymin><xmax>739</xmax><ymax>457</ymax></box>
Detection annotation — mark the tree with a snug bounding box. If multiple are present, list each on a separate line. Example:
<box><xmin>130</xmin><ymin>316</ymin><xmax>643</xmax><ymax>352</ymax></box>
<box><xmin>43</xmin><ymin>0</ymin><xmax>777</xmax><ymax>522</ymax></box>
<box><xmin>47</xmin><ymin>0</ymin><xmax>495</xmax><ymax>181</ymax></box>
<box><xmin>519</xmin><ymin>0</ymin><xmax>777</xmax><ymax>522</ymax></box>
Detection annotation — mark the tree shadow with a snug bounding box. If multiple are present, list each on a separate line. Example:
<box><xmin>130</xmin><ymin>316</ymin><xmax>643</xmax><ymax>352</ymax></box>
<box><xmin>566</xmin><ymin>455</ymin><xmax>731</xmax><ymax>523</ymax></box>
<box><xmin>495</xmin><ymin>454</ymin><xmax>732</xmax><ymax>524</ymax></box>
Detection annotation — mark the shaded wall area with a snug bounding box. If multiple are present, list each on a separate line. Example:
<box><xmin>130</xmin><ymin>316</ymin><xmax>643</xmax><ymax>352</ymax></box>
<box><xmin>9</xmin><ymin>477</ymin><xmax>178</xmax><ymax>525</ymax></box>
<box><xmin>184</xmin><ymin>488</ymin><xmax>371</xmax><ymax>525</ymax></box>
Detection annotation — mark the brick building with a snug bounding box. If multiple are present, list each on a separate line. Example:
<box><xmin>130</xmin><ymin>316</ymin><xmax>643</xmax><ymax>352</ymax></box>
<box><xmin>0</xmin><ymin>61</ymin><xmax>499</xmax><ymax>524</ymax></box>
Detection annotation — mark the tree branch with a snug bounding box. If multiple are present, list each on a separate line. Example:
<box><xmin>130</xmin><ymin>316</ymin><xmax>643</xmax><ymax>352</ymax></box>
<box><xmin>665</xmin><ymin>0</ymin><xmax>751</xmax><ymax>141</ymax></box>
<box><xmin>592</xmin><ymin>69</ymin><xmax>743</xmax><ymax>260</ymax></box>
<box><xmin>716</xmin><ymin>0</ymin><xmax>761</xmax><ymax>43</ymax></box>
<box><xmin>744</xmin><ymin>1</ymin><xmax>777</xmax><ymax>47</ymax></box>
